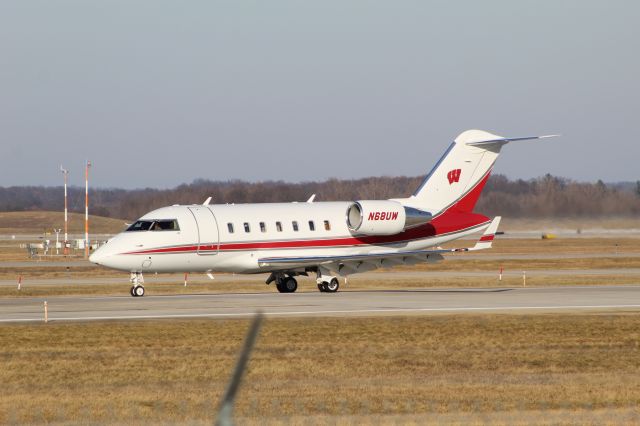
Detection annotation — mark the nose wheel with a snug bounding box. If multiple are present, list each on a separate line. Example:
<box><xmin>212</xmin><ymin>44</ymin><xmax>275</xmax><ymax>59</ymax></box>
<box><xmin>130</xmin><ymin>272</ymin><xmax>145</xmax><ymax>297</ymax></box>
<box><xmin>318</xmin><ymin>277</ymin><xmax>340</xmax><ymax>293</ymax></box>
<box><xmin>130</xmin><ymin>285</ymin><xmax>145</xmax><ymax>297</ymax></box>
<box><xmin>316</xmin><ymin>268</ymin><xmax>340</xmax><ymax>293</ymax></box>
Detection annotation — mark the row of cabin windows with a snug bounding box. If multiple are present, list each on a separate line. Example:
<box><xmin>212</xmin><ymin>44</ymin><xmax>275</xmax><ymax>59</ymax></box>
<box><xmin>227</xmin><ymin>220</ymin><xmax>331</xmax><ymax>234</ymax></box>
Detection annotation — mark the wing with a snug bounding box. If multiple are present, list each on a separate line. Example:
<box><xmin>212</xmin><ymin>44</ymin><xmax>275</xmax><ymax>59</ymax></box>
<box><xmin>258</xmin><ymin>217</ymin><xmax>501</xmax><ymax>276</ymax></box>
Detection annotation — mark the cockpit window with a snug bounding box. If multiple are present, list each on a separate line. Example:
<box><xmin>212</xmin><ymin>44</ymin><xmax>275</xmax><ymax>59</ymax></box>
<box><xmin>150</xmin><ymin>219</ymin><xmax>180</xmax><ymax>231</ymax></box>
<box><xmin>126</xmin><ymin>219</ymin><xmax>179</xmax><ymax>232</ymax></box>
<box><xmin>126</xmin><ymin>220</ymin><xmax>153</xmax><ymax>231</ymax></box>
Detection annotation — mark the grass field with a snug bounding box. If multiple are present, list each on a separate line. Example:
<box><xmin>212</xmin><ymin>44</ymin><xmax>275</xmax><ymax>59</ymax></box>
<box><xmin>1</xmin><ymin>274</ymin><xmax>640</xmax><ymax>299</ymax></box>
<box><xmin>0</xmin><ymin>314</ymin><xmax>638</xmax><ymax>424</ymax></box>
<box><xmin>500</xmin><ymin>216</ymin><xmax>640</xmax><ymax>232</ymax></box>
<box><xmin>0</xmin><ymin>211</ymin><xmax>125</xmax><ymax>235</ymax></box>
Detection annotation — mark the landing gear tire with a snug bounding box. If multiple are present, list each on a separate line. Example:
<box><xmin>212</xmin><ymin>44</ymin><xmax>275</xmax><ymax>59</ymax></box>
<box><xmin>326</xmin><ymin>278</ymin><xmax>339</xmax><ymax>293</ymax></box>
<box><xmin>277</xmin><ymin>277</ymin><xmax>298</xmax><ymax>293</ymax></box>
<box><xmin>130</xmin><ymin>286</ymin><xmax>136</xmax><ymax>297</ymax></box>
<box><xmin>317</xmin><ymin>283</ymin><xmax>327</xmax><ymax>292</ymax></box>
<box><xmin>133</xmin><ymin>286</ymin><xmax>145</xmax><ymax>297</ymax></box>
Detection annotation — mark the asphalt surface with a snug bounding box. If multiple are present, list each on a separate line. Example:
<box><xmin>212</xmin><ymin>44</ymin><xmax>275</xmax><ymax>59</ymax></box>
<box><xmin>1</xmin><ymin>285</ymin><xmax>639</xmax><ymax>323</ymax></box>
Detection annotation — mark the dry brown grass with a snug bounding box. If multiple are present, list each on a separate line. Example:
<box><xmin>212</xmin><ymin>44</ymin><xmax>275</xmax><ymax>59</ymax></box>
<box><xmin>500</xmin><ymin>216</ymin><xmax>640</xmax><ymax>231</ymax></box>
<box><xmin>0</xmin><ymin>211</ymin><xmax>125</xmax><ymax>235</ymax></box>
<box><xmin>2</xmin><ymin>254</ymin><xmax>639</xmax><ymax>283</ymax></box>
<box><xmin>397</xmin><ymin>256</ymin><xmax>640</xmax><ymax>273</ymax></box>
<box><xmin>444</xmin><ymin>236</ymin><xmax>640</xmax><ymax>254</ymax></box>
<box><xmin>0</xmin><ymin>314</ymin><xmax>639</xmax><ymax>424</ymax></box>
<box><xmin>1</xmin><ymin>274</ymin><xmax>639</xmax><ymax>299</ymax></box>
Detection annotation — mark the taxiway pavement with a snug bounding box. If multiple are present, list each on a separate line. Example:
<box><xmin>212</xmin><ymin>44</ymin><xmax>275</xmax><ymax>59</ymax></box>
<box><xmin>1</xmin><ymin>285</ymin><xmax>639</xmax><ymax>323</ymax></box>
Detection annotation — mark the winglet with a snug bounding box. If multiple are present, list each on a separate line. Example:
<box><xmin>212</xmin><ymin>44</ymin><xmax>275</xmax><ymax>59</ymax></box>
<box><xmin>203</xmin><ymin>197</ymin><xmax>212</xmax><ymax>206</ymax></box>
<box><xmin>470</xmin><ymin>216</ymin><xmax>501</xmax><ymax>251</ymax></box>
<box><xmin>306</xmin><ymin>194</ymin><xmax>316</xmax><ymax>203</ymax></box>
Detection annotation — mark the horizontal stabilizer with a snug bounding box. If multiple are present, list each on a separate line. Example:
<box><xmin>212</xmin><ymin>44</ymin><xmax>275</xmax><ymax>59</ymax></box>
<box><xmin>467</xmin><ymin>134</ymin><xmax>559</xmax><ymax>147</ymax></box>
<box><xmin>468</xmin><ymin>216</ymin><xmax>501</xmax><ymax>251</ymax></box>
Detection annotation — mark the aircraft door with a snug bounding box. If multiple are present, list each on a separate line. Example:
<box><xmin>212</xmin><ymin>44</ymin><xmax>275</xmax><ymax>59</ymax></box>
<box><xmin>187</xmin><ymin>207</ymin><xmax>219</xmax><ymax>255</ymax></box>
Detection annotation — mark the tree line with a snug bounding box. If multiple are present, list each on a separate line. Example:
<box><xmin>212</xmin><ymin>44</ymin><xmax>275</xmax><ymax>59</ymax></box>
<box><xmin>0</xmin><ymin>174</ymin><xmax>638</xmax><ymax>220</ymax></box>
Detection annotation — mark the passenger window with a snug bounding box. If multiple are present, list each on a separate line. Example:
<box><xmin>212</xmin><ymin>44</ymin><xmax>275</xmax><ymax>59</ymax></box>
<box><xmin>260</xmin><ymin>222</ymin><xmax>266</xmax><ymax>233</ymax></box>
<box><xmin>292</xmin><ymin>221</ymin><xmax>299</xmax><ymax>232</ymax></box>
<box><xmin>309</xmin><ymin>220</ymin><xmax>315</xmax><ymax>231</ymax></box>
<box><xmin>244</xmin><ymin>222</ymin><xmax>250</xmax><ymax>233</ymax></box>
<box><xmin>324</xmin><ymin>220</ymin><xmax>331</xmax><ymax>231</ymax></box>
<box><xmin>227</xmin><ymin>223</ymin><xmax>234</xmax><ymax>233</ymax></box>
<box><xmin>276</xmin><ymin>221</ymin><xmax>283</xmax><ymax>232</ymax></box>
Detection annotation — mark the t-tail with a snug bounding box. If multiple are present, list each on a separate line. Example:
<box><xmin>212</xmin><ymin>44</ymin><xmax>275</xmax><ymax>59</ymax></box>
<box><xmin>398</xmin><ymin>130</ymin><xmax>558</xmax><ymax>216</ymax></box>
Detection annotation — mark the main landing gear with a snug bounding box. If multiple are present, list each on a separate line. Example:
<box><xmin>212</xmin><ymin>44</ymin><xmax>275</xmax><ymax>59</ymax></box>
<box><xmin>265</xmin><ymin>270</ymin><xmax>341</xmax><ymax>293</ymax></box>
<box><xmin>266</xmin><ymin>273</ymin><xmax>298</xmax><ymax>293</ymax></box>
<box><xmin>130</xmin><ymin>272</ymin><xmax>145</xmax><ymax>297</ymax></box>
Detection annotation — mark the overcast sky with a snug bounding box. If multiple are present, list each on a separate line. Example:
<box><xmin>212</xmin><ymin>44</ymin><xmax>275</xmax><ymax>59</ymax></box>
<box><xmin>1</xmin><ymin>1</ymin><xmax>638</xmax><ymax>189</ymax></box>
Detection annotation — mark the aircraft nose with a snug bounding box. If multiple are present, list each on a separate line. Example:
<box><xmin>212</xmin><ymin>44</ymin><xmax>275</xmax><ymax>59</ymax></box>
<box><xmin>89</xmin><ymin>248</ymin><xmax>107</xmax><ymax>265</ymax></box>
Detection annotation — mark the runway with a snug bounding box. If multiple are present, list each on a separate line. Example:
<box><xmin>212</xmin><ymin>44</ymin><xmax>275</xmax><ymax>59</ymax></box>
<box><xmin>1</xmin><ymin>285</ymin><xmax>639</xmax><ymax>323</ymax></box>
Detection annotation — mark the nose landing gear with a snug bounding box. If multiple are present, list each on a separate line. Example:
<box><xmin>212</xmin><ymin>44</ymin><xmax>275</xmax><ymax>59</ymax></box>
<box><xmin>317</xmin><ymin>277</ymin><xmax>339</xmax><ymax>293</ymax></box>
<box><xmin>130</xmin><ymin>272</ymin><xmax>145</xmax><ymax>297</ymax></box>
<box><xmin>316</xmin><ymin>268</ymin><xmax>340</xmax><ymax>293</ymax></box>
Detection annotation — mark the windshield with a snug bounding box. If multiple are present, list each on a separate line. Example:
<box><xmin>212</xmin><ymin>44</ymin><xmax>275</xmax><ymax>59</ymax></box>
<box><xmin>126</xmin><ymin>219</ymin><xmax>179</xmax><ymax>232</ymax></box>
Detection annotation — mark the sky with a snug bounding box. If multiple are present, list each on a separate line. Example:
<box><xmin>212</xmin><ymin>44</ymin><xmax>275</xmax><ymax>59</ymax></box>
<box><xmin>0</xmin><ymin>1</ymin><xmax>638</xmax><ymax>189</ymax></box>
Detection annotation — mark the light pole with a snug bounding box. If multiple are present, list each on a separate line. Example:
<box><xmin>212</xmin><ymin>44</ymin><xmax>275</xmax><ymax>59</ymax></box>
<box><xmin>85</xmin><ymin>160</ymin><xmax>92</xmax><ymax>258</ymax></box>
<box><xmin>54</xmin><ymin>228</ymin><xmax>61</xmax><ymax>255</ymax></box>
<box><xmin>60</xmin><ymin>165</ymin><xmax>69</xmax><ymax>255</ymax></box>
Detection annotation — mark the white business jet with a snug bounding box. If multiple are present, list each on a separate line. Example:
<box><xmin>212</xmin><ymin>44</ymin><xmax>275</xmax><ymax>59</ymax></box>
<box><xmin>90</xmin><ymin>130</ymin><xmax>555</xmax><ymax>296</ymax></box>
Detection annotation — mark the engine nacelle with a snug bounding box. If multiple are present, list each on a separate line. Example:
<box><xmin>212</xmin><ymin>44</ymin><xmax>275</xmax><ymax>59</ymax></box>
<box><xmin>346</xmin><ymin>200</ymin><xmax>432</xmax><ymax>236</ymax></box>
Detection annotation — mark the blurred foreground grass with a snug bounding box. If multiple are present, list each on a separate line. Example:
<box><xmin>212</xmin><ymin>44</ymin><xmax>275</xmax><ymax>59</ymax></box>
<box><xmin>0</xmin><ymin>314</ymin><xmax>639</xmax><ymax>424</ymax></box>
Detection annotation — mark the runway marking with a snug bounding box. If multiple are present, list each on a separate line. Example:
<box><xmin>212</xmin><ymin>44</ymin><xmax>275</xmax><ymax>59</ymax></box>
<box><xmin>1</xmin><ymin>304</ymin><xmax>640</xmax><ymax>323</ymax></box>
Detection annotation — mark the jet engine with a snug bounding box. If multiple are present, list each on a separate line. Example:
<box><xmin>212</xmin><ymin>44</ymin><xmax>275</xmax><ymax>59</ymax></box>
<box><xmin>346</xmin><ymin>200</ymin><xmax>432</xmax><ymax>236</ymax></box>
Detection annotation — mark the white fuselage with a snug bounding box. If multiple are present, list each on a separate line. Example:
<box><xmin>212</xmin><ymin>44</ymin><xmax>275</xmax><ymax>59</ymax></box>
<box><xmin>89</xmin><ymin>202</ymin><xmax>485</xmax><ymax>274</ymax></box>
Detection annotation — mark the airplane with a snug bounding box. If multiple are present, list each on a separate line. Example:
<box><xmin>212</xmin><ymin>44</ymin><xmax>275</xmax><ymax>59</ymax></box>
<box><xmin>89</xmin><ymin>129</ymin><xmax>556</xmax><ymax>297</ymax></box>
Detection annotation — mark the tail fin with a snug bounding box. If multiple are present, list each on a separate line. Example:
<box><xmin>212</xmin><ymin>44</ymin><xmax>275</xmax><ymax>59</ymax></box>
<box><xmin>398</xmin><ymin>130</ymin><xmax>557</xmax><ymax>215</ymax></box>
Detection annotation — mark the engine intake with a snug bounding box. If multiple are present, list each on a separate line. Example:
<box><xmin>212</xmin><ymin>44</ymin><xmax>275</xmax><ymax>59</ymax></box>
<box><xmin>346</xmin><ymin>201</ymin><xmax>432</xmax><ymax>236</ymax></box>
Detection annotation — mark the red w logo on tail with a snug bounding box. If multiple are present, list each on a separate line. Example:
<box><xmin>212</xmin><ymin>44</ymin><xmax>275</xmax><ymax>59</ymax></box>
<box><xmin>447</xmin><ymin>169</ymin><xmax>462</xmax><ymax>185</ymax></box>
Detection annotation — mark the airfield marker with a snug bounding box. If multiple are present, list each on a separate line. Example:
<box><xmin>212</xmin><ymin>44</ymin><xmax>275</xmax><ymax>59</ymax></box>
<box><xmin>184</xmin><ymin>272</ymin><xmax>189</xmax><ymax>287</ymax></box>
<box><xmin>84</xmin><ymin>160</ymin><xmax>91</xmax><ymax>259</ymax></box>
<box><xmin>499</xmin><ymin>266</ymin><xmax>503</xmax><ymax>281</ymax></box>
<box><xmin>17</xmin><ymin>275</ymin><xmax>22</xmax><ymax>291</ymax></box>
<box><xmin>44</xmin><ymin>301</ymin><xmax>48</xmax><ymax>323</ymax></box>
<box><xmin>523</xmin><ymin>271</ymin><xmax>526</xmax><ymax>287</ymax></box>
<box><xmin>60</xmin><ymin>165</ymin><xmax>69</xmax><ymax>256</ymax></box>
